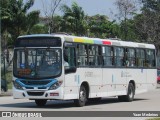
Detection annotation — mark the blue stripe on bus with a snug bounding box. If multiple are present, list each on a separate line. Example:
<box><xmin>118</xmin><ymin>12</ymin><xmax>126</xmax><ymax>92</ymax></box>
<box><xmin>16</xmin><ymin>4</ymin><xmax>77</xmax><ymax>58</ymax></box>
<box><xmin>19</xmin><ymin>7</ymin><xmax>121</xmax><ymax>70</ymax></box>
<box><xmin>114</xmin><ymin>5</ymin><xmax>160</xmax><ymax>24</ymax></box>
<box><xmin>15</xmin><ymin>79</ymin><xmax>57</xmax><ymax>88</ymax></box>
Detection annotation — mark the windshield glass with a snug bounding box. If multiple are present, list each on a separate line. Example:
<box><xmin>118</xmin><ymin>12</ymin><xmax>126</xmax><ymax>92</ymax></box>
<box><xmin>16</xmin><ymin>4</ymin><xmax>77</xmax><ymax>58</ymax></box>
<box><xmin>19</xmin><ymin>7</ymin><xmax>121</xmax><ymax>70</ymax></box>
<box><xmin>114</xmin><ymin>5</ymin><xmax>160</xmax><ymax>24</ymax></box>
<box><xmin>14</xmin><ymin>48</ymin><xmax>61</xmax><ymax>79</ymax></box>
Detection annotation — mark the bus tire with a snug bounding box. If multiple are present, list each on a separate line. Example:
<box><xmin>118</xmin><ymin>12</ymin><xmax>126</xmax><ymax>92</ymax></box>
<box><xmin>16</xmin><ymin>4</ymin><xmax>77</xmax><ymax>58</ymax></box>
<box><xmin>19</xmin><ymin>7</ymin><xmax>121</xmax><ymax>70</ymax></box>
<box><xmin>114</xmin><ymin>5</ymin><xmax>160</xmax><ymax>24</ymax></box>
<box><xmin>88</xmin><ymin>97</ymin><xmax>101</xmax><ymax>102</ymax></box>
<box><xmin>35</xmin><ymin>99</ymin><xmax>47</xmax><ymax>106</ymax></box>
<box><xmin>118</xmin><ymin>95</ymin><xmax>125</xmax><ymax>102</ymax></box>
<box><xmin>74</xmin><ymin>85</ymin><xmax>87</xmax><ymax>107</ymax></box>
<box><xmin>118</xmin><ymin>83</ymin><xmax>135</xmax><ymax>102</ymax></box>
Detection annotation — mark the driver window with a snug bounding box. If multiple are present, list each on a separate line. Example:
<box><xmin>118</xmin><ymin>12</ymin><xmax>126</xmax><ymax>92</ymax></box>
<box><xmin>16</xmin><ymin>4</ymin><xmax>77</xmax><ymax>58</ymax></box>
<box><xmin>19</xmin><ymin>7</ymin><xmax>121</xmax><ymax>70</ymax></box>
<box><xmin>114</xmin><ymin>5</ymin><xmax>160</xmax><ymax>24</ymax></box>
<box><xmin>64</xmin><ymin>47</ymin><xmax>76</xmax><ymax>68</ymax></box>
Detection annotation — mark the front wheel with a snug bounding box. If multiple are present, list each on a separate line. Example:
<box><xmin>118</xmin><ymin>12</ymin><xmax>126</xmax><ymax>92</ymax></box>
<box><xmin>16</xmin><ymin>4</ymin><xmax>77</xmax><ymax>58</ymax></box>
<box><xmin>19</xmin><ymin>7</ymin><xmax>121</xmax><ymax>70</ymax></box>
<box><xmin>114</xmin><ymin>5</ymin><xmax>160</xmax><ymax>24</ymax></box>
<box><xmin>74</xmin><ymin>85</ymin><xmax>87</xmax><ymax>107</ymax></box>
<box><xmin>35</xmin><ymin>99</ymin><xmax>47</xmax><ymax>106</ymax></box>
<box><xmin>88</xmin><ymin>97</ymin><xmax>101</xmax><ymax>102</ymax></box>
<box><xmin>118</xmin><ymin>83</ymin><xmax>135</xmax><ymax>102</ymax></box>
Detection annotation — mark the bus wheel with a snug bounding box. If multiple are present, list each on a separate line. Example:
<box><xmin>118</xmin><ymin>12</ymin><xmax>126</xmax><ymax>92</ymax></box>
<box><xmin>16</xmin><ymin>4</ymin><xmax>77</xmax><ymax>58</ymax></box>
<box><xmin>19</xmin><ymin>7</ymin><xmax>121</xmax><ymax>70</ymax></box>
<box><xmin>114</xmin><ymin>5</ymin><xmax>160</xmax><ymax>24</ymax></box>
<box><xmin>35</xmin><ymin>99</ymin><xmax>47</xmax><ymax>106</ymax></box>
<box><xmin>118</xmin><ymin>83</ymin><xmax>135</xmax><ymax>102</ymax></box>
<box><xmin>88</xmin><ymin>97</ymin><xmax>101</xmax><ymax>102</ymax></box>
<box><xmin>74</xmin><ymin>85</ymin><xmax>87</xmax><ymax>107</ymax></box>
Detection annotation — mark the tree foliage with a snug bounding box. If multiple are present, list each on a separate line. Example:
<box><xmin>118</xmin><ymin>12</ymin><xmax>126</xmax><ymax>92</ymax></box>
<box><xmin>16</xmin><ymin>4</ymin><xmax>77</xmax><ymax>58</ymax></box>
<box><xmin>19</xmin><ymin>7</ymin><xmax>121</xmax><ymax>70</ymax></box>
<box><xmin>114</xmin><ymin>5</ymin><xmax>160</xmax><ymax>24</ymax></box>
<box><xmin>1</xmin><ymin>0</ymin><xmax>160</xmax><ymax>49</ymax></box>
<box><xmin>41</xmin><ymin>0</ymin><xmax>62</xmax><ymax>33</ymax></box>
<box><xmin>1</xmin><ymin>0</ymin><xmax>40</xmax><ymax>48</ymax></box>
<box><xmin>60</xmin><ymin>2</ymin><xmax>86</xmax><ymax>35</ymax></box>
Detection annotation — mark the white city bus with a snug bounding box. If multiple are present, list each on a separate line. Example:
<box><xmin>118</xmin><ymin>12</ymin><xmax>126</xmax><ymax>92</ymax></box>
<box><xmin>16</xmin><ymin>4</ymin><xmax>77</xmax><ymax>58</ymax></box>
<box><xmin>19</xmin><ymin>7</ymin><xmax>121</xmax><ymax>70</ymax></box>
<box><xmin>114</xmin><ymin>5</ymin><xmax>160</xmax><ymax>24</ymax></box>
<box><xmin>13</xmin><ymin>34</ymin><xmax>157</xmax><ymax>107</ymax></box>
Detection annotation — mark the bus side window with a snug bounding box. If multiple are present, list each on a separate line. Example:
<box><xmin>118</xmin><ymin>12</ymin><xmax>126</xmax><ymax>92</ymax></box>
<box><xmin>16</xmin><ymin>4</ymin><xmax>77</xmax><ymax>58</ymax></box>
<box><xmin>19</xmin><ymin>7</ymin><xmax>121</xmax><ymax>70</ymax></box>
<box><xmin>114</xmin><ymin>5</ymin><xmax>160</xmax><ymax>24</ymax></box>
<box><xmin>136</xmin><ymin>49</ymin><xmax>145</xmax><ymax>67</ymax></box>
<box><xmin>126</xmin><ymin>48</ymin><xmax>136</xmax><ymax>67</ymax></box>
<box><xmin>88</xmin><ymin>45</ymin><xmax>101</xmax><ymax>67</ymax></box>
<box><xmin>64</xmin><ymin>47</ymin><xmax>76</xmax><ymax>74</ymax></box>
<box><xmin>102</xmin><ymin>46</ymin><xmax>114</xmax><ymax>66</ymax></box>
<box><xmin>64</xmin><ymin>47</ymin><xmax>76</xmax><ymax>67</ymax></box>
<box><xmin>114</xmin><ymin>47</ymin><xmax>125</xmax><ymax>67</ymax></box>
<box><xmin>77</xmin><ymin>44</ymin><xmax>88</xmax><ymax>67</ymax></box>
<box><xmin>146</xmin><ymin>49</ymin><xmax>156</xmax><ymax>68</ymax></box>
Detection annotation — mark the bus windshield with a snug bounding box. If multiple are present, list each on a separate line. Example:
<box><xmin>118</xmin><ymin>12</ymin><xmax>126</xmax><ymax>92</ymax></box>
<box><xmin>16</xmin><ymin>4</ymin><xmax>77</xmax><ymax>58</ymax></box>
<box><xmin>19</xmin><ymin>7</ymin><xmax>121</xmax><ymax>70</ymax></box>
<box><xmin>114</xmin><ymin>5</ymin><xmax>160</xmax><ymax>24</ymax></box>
<box><xmin>13</xmin><ymin>48</ymin><xmax>61</xmax><ymax>79</ymax></box>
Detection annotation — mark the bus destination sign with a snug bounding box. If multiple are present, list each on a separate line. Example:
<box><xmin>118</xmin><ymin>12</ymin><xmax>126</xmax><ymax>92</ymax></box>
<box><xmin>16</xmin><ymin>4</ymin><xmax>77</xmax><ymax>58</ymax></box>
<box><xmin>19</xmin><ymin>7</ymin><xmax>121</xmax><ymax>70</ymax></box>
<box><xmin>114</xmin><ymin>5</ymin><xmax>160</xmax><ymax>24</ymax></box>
<box><xmin>15</xmin><ymin>37</ymin><xmax>61</xmax><ymax>47</ymax></box>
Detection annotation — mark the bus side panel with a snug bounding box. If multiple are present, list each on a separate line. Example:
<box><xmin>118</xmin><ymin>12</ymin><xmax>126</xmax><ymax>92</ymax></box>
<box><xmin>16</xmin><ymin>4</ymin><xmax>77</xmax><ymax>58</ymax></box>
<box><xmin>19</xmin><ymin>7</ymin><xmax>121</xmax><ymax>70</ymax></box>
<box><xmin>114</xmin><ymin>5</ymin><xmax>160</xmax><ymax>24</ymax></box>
<box><xmin>64</xmin><ymin>73</ymin><xmax>79</xmax><ymax>99</ymax></box>
<box><xmin>64</xmin><ymin>68</ymin><xmax>103</xmax><ymax>99</ymax></box>
<box><xmin>146</xmin><ymin>69</ymin><xmax>157</xmax><ymax>90</ymax></box>
<box><xmin>127</xmin><ymin>69</ymin><xmax>147</xmax><ymax>94</ymax></box>
<box><xmin>84</xmin><ymin>68</ymin><xmax>102</xmax><ymax>98</ymax></box>
<box><xmin>102</xmin><ymin>68</ymin><xmax>127</xmax><ymax>97</ymax></box>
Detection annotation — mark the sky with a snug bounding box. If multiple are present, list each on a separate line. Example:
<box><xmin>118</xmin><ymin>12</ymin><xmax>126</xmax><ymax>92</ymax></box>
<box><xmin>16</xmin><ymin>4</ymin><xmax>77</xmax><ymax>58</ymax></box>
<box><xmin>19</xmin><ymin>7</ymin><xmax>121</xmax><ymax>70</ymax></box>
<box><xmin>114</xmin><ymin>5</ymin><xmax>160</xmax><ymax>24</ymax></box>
<box><xmin>28</xmin><ymin>0</ymin><xmax>118</xmax><ymax>19</ymax></box>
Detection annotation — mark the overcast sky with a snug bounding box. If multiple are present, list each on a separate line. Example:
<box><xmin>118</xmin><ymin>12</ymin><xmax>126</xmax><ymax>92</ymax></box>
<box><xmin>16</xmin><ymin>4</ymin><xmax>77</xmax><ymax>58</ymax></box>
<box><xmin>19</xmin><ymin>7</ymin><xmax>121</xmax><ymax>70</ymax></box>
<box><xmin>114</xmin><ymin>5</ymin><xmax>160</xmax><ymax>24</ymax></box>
<box><xmin>28</xmin><ymin>0</ymin><xmax>118</xmax><ymax>19</ymax></box>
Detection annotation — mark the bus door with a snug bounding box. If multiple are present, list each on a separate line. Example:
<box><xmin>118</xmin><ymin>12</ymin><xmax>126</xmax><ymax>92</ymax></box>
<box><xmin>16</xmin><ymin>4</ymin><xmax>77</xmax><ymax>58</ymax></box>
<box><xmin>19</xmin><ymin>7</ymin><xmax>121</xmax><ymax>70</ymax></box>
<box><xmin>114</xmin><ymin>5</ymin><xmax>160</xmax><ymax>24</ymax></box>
<box><xmin>63</xmin><ymin>42</ymin><xmax>78</xmax><ymax>99</ymax></box>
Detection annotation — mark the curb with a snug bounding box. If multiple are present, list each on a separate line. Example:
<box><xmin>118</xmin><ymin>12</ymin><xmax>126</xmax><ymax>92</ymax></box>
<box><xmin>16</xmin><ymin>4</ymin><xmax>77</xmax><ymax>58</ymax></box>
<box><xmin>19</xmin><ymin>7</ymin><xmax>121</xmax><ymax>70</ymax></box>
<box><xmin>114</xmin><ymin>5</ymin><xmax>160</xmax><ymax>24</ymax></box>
<box><xmin>0</xmin><ymin>89</ymin><xmax>12</xmax><ymax>97</ymax></box>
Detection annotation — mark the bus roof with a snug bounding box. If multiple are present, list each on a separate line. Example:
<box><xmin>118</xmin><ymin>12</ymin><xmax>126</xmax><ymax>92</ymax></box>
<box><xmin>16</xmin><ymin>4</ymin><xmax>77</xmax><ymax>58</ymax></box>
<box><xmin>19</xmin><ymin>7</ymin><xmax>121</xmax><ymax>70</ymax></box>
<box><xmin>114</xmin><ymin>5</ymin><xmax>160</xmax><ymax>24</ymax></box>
<box><xmin>18</xmin><ymin>34</ymin><xmax>155</xmax><ymax>49</ymax></box>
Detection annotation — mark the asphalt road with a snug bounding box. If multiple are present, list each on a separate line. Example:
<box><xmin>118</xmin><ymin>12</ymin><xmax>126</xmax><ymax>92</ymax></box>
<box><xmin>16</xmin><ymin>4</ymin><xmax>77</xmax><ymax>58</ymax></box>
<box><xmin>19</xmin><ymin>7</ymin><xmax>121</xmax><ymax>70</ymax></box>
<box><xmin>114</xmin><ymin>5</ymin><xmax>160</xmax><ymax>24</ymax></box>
<box><xmin>0</xmin><ymin>88</ymin><xmax>160</xmax><ymax>111</ymax></box>
<box><xmin>1</xmin><ymin>88</ymin><xmax>160</xmax><ymax>120</ymax></box>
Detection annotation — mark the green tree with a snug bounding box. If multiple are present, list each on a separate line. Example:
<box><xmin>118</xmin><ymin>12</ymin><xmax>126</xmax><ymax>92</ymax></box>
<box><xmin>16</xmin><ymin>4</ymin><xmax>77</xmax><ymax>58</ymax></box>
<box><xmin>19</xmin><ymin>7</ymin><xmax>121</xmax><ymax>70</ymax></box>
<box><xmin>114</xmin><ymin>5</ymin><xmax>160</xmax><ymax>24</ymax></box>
<box><xmin>115</xmin><ymin>0</ymin><xmax>137</xmax><ymax>40</ymax></box>
<box><xmin>1</xmin><ymin>0</ymin><xmax>40</xmax><ymax>47</ymax></box>
<box><xmin>41</xmin><ymin>0</ymin><xmax>62</xmax><ymax>33</ymax></box>
<box><xmin>60</xmin><ymin>2</ymin><xmax>86</xmax><ymax>35</ymax></box>
<box><xmin>141</xmin><ymin>0</ymin><xmax>160</xmax><ymax>45</ymax></box>
<box><xmin>86</xmin><ymin>14</ymin><xmax>120</xmax><ymax>38</ymax></box>
<box><xmin>29</xmin><ymin>24</ymin><xmax>48</xmax><ymax>34</ymax></box>
<box><xmin>52</xmin><ymin>15</ymin><xmax>64</xmax><ymax>33</ymax></box>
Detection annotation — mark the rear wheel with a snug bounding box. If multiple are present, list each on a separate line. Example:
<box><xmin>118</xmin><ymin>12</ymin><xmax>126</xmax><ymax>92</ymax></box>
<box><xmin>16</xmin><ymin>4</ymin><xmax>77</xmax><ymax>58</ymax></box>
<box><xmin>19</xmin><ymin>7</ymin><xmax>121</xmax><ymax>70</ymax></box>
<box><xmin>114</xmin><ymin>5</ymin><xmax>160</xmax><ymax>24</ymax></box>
<box><xmin>118</xmin><ymin>83</ymin><xmax>135</xmax><ymax>102</ymax></box>
<box><xmin>74</xmin><ymin>85</ymin><xmax>87</xmax><ymax>107</ymax></box>
<box><xmin>35</xmin><ymin>99</ymin><xmax>47</xmax><ymax>106</ymax></box>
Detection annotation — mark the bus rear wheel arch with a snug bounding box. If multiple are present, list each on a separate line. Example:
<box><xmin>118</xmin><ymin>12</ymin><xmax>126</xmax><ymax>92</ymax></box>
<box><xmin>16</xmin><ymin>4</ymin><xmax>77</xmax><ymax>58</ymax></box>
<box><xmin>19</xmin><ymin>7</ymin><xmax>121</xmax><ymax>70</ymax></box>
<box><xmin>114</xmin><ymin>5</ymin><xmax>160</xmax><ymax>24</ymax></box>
<box><xmin>74</xmin><ymin>82</ymin><xmax>89</xmax><ymax>107</ymax></box>
<box><xmin>118</xmin><ymin>82</ymin><xmax>135</xmax><ymax>102</ymax></box>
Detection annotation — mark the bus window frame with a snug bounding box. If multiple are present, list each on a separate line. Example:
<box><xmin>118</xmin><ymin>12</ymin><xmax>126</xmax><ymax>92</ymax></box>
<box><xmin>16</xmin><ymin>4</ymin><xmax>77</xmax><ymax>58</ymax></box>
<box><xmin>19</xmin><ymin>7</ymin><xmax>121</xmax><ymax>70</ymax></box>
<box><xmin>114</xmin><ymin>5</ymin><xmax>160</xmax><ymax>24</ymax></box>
<box><xmin>145</xmin><ymin>48</ymin><xmax>156</xmax><ymax>69</ymax></box>
<box><xmin>136</xmin><ymin>48</ymin><xmax>146</xmax><ymax>69</ymax></box>
<box><xmin>13</xmin><ymin>48</ymin><xmax>62</xmax><ymax>80</ymax></box>
<box><xmin>76</xmin><ymin>43</ymin><xmax>89</xmax><ymax>68</ymax></box>
<box><xmin>102</xmin><ymin>45</ymin><xmax>115</xmax><ymax>68</ymax></box>
<box><xmin>126</xmin><ymin>47</ymin><xmax>137</xmax><ymax>68</ymax></box>
<box><xmin>63</xmin><ymin>41</ymin><xmax>77</xmax><ymax>74</ymax></box>
<box><xmin>88</xmin><ymin>44</ymin><xmax>102</xmax><ymax>68</ymax></box>
<box><xmin>64</xmin><ymin>41</ymin><xmax>156</xmax><ymax>69</ymax></box>
<box><xmin>114</xmin><ymin>46</ymin><xmax>126</xmax><ymax>68</ymax></box>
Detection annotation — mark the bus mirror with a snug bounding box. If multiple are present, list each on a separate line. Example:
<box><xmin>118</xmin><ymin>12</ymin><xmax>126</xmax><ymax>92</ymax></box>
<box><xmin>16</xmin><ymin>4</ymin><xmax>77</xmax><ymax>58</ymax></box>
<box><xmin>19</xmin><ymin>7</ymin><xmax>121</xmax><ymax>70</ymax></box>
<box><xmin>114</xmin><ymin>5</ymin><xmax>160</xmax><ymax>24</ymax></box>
<box><xmin>65</xmin><ymin>66</ymin><xmax>76</xmax><ymax>74</ymax></box>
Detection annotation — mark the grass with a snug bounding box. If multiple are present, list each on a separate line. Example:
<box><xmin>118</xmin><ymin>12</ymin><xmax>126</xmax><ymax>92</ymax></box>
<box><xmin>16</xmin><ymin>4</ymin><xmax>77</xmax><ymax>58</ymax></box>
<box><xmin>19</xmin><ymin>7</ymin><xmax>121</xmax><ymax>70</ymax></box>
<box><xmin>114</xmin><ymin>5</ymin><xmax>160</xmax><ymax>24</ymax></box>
<box><xmin>147</xmin><ymin>118</ymin><xmax>160</xmax><ymax>120</ymax></box>
<box><xmin>2</xmin><ymin>71</ymin><xmax>13</xmax><ymax>89</ymax></box>
<box><xmin>8</xmin><ymin>82</ymin><xmax>12</xmax><ymax>89</ymax></box>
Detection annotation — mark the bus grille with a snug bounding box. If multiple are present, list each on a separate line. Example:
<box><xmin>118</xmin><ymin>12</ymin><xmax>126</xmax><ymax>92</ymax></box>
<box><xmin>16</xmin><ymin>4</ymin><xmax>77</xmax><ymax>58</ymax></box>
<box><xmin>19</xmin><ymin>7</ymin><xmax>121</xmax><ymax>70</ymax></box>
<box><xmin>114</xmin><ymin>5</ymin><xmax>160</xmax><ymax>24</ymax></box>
<box><xmin>25</xmin><ymin>87</ymin><xmax>34</xmax><ymax>89</ymax></box>
<box><xmin>27</xmin><ymin>92</ymin><xmax>44</xmax><ymax>96</ymax></box>
<box><xmin>25</xmin><ymin>87</ymin><xmax>47</xmax><ymax>89</ymax></box>
<box><xmin>20</xmin><ymin>80</ymin><xmax>51</xmax><ymax>85</ymax></box>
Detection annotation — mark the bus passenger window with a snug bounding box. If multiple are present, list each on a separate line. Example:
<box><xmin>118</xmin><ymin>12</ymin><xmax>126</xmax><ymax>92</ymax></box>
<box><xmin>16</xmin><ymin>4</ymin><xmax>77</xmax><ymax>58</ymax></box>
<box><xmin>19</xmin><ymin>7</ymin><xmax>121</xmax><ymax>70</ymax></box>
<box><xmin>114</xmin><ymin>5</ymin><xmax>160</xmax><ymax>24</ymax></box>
<box><xmin>77</xmin><ymin>44</ymin><xmax>88</xmax><ymax>67</ymax></box>
<box><xmin>102</xmin><ymin>46</ymin><xmax>114</xmax><ymax>66</ymax></box>
<box><xmin>64</xmin><ymin>47</ymin><xmax>76</xmax><ymax>67</ymax></box>
<box><xmin>88</xmin><ymin>45</ymin><xmax>101</xmax><ymax>67</ymax></box>
<box><xmin>114</xmin><ymin>47</ymin><xmax>125</xmax><ymax>67</ymax></box>
<box><xmin>146</xmin><ymin>49</ymin><xmax>156</xmax><ymax>67</ymax></box>
<box><xmin>136</xmin><ymin>49</ymin><xmax>145</xmax><ymax>67</ymax></box>
<box><xmin>126</xmin><ymin>48</ymin><xmax>136</xmax><ymax>67</ymax></box>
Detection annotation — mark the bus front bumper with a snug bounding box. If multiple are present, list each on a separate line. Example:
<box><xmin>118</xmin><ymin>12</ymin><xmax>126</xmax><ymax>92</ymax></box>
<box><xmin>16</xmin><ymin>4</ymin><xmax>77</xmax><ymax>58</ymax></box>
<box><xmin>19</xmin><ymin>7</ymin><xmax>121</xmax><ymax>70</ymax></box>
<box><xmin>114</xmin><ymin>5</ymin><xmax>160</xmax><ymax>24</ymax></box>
<box><xmin>13</xmin><ymin>87</ymin><xmax>64</xmax><ymax>100</ymax></box>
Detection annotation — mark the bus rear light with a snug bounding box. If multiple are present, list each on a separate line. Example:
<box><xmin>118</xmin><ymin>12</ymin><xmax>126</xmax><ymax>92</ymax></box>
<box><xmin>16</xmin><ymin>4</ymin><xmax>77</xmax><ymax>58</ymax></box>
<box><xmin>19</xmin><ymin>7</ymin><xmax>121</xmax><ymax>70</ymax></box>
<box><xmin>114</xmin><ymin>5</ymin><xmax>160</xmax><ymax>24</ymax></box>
<box><xmin>50</xmin><ymin>93</ymin><xmax>59</xmax><ymax>96</ymax></box>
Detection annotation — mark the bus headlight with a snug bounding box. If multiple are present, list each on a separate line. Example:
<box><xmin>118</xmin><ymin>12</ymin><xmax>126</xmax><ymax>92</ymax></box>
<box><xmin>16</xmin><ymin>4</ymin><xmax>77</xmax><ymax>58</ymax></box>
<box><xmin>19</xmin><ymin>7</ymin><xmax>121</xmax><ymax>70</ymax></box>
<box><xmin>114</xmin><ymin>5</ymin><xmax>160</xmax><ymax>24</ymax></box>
<box><xmin>13</xmin><ymin>81</ymin><xmax>23</xmax><ymax>90</ymax></box>
<box><xmin>49</xmin><ymin>81</ymin><xmax>62</xmax><ymax>90</ymax></box>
